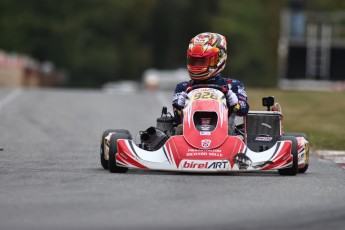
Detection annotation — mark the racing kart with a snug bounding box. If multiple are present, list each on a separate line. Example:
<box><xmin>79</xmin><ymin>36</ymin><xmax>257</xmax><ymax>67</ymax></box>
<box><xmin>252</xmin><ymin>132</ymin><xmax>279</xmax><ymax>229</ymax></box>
<box><xmin>99</xmin><ymin>85</ymin><xmax>309</xmax><ymax>175</ymax></box>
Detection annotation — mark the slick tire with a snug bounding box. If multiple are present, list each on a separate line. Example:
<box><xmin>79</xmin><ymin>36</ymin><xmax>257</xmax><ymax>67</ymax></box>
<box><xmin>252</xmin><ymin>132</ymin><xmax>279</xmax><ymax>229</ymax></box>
<box><xmin>100</xmin><ymin>129</ymin><xmax>131</xmax><ymax>170</ymax></box>
<box><xmin>283</xmin><ymin>132</ymin><xmax>309</xmax><ymax>141</ymax></box>
<box><xmin>278</xmin><ymin>136</ymin><xmax>298</xmax><ymax>176</ymax></box>
<box><xmin>284</xmin><ymin>133</ymin><xmax>310</xmax><ymax>174</ymax></box>
<box><xmin>298</xmin><ymin>164</ymin><xmax>309</xmax><ymax>173</ymax></box>
<box><xmin>108</xmin><ymin>132</ymin><xmax>131</xmax><ymax>173</ymax></box>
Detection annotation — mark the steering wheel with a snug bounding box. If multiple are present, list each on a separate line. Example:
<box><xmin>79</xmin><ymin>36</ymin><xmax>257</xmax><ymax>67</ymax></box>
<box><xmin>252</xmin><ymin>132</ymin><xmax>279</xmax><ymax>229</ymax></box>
<box><xmin>185</xmin><ymin>84</ymin><xmax>228</xmax><ymax>95</ymax></box>
<box><xmin>185</xmin><ymin>84</ymin><xmax>238</xmax><ymax>112</ymax></box>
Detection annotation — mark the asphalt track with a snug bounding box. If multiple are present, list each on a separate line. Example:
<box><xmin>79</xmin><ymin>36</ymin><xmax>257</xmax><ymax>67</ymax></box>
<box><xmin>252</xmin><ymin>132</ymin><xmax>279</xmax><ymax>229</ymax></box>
<box><xmin>0</xmin><ymin>88</ymin><xmax>345</xmax><ymax>230</ymax></box>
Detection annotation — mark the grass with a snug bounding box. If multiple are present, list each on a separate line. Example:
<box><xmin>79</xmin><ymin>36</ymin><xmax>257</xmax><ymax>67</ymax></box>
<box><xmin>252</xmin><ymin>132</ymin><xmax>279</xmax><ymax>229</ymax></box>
<box><xmin>247</xmin><ymin>88</ymin><xmax>345</xmax><ymax>150</ymax></box>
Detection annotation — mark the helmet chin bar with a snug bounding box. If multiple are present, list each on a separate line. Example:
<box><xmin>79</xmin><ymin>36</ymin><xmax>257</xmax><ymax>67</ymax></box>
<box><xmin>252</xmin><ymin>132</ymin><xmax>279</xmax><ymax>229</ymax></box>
<box><xmin>188</xmin><ymin>55</ymin><xmax>227</xmax><ymax>80</ymax></box>
<box><xmin>189</xmin><ymin>66</ymin><xmax>223</xmax><ymax>80</ymax></box>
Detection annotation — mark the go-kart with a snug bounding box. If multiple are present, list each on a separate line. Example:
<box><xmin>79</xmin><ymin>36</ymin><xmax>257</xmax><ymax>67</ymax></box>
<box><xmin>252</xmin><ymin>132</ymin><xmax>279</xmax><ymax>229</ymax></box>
<box><xmin>99</xmin><ymin>85</ymin><xmax>309</xmax><ymax>175</ymax></box>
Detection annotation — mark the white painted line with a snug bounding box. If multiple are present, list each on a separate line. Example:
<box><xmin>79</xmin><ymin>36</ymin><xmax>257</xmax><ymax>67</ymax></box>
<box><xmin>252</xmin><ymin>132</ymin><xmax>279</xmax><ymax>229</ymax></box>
<box><xmin>0</xmin><ymin>88</ymin><xmax>23</xmax><ymax>111</ymax></box>
<box><xmin>333</xmin><ymin>158</ymin><xmax>345</xmax><ymax>163</ymax></box>
<box><xmin>316</xmin><ymin>150</ymin><xmax>345</xmax><ymax>156</ymax></box>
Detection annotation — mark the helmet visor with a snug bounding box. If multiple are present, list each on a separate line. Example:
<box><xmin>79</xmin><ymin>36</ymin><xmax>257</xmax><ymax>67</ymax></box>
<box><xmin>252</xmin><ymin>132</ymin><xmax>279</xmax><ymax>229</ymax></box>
<box><xmin>188</xmin><ymin>56</ymin><xmax>208</xmax><ymax>67</ymax></box>
<box><xmin>187</xmin><ymin>53</ymin><xmax>218</xmax><ymax>68</ymax></box>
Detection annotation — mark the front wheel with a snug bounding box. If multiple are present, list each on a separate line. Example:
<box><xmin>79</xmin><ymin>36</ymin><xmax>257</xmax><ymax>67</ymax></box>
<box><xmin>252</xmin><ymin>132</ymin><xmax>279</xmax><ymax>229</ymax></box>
<box><xmin>100</xmin><ymin>129</ymin><xmax>132</xmax><ymax>170</ymax></box>
<box><xmin>298</xmin><ymin>164</ymin><xmax>309</xmax><ymax>173</ymax></box>
<box><xmin>278</xmin><ymin>136</ymin><xmax>298</xmax><ymax>176</ymax></box>
<box><xmin>108</xmin><ymin>133</ymin><xmax>131</xmax><ymax>173</ymax></box>
<box><xmin>100</xmin><ymin>129</ymin><xmax>116</xmax><ymax>169</ymax></box>
<box><xmin>283</xmin><ymin>132</ymin><xmax>309</xmax><ymax>141</ymax></box>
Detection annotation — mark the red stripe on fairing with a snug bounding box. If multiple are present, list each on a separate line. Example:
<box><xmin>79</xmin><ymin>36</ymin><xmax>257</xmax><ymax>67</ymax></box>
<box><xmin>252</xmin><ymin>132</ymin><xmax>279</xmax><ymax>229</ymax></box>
<box><xmin>117</xmin><ymin>155</ymin><xmax>137</xmax><ymax>168</ymax></box>
<box><xmin>165</xmin><ymin>143</ymin><xmax>173</xmax><ymax>163</ymax></box>
<box><xmin>262</xmin><ymin>142</ymin><xmax>293</xmax><ymax>170</ymax></box>
<box><xmin>229</xmin><ymin>138</ymin><xmax>246</xmax><ymax>168</ymax></box>
<box><xmin>117</xmin><ymin>140</ymin><xmax>136</xmax><ymax>158</ymax></box>
<box><xmin>233</xmin><ymin>138</ymin><xmax>246</xmax><ymax>154</ymax></box>
<box><xmin>116</xmin><ymin>150</ymin><xmax>148</xmax><ymax>169</ymax></box>
<box><xmin>116</xmin><ymin>140</ymin><xmax>148</xmax><ymax>169</ymax></box>
<box><xmin>166</xmin><ymin>140</ymin><xmax>180</xmax><ymax>168</ymax></box>
<box><xmin>274</xmin><ymin>161</ymin><xmax>293</xmax><ymax>169</ymax></box>
<box><xmin>297</xmin><ymin>137</ymin><xmax>306</xmax><ymax>154</ymax></box>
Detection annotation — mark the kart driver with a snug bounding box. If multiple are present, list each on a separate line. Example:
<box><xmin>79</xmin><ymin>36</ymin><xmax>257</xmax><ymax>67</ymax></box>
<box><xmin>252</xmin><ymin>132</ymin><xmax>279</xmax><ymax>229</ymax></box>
<box><xmin>172</xmin><ymin>32</ymin><xmax>249</xmax><ymax>134</ymax></box>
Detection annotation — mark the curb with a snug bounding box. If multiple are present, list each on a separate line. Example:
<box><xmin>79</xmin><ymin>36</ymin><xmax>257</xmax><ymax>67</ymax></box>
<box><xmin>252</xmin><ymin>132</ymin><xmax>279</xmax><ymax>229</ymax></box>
<box><xmin>315</xmin><ymin>150</ymin><xmax>345</xmax><ymax>169</ymax></box>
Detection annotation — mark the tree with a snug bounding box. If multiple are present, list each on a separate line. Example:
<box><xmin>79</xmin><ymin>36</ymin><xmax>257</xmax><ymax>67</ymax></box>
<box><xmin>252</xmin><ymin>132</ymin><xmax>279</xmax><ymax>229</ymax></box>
<box><xmin>2</xmin><ymin>0</ymin><xmax>342</xmax><ymax>88</ymax></box>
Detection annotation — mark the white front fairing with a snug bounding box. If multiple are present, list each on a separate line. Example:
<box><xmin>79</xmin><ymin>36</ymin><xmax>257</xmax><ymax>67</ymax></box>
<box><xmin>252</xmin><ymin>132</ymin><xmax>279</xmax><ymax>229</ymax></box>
<box><xmin>116</xmin><ymin>136</ymin><xmax>294</xmax><ymax>173</ymax></box>
<box><xmin>232</xmin><ymin>141</ymin><xmax>293</xmax><ymax>170</ymax></box>
<box><xmin>117</xmin><ymin>140</ymin><xmax>177</xmax><ymax>170</ymax></box>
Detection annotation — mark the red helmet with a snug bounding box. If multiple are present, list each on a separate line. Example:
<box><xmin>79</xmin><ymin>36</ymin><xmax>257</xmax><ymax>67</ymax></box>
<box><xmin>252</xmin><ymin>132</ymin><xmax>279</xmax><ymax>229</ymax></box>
<box><xmin>187</xmin><ymin>32</ymin><xmax>227</xmax><ymax>80</ymax></box>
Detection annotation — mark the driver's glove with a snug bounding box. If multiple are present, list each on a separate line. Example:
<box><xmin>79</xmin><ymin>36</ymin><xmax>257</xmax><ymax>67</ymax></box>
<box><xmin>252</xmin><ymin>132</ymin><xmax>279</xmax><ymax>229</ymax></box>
<box><xmin>177</xmin><ymin>92</ymin><xmax>187</xmax><ymax>108</ymax></box>
<box><xmin>226</xmin><ymin>90</ymin><xmax>239</xmax><ymax>107</ymax></box>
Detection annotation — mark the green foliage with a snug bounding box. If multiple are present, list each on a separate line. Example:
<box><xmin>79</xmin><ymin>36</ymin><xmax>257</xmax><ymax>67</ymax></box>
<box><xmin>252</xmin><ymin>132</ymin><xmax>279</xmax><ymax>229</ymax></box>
<box><xmin>248</xmin><ymin>88</ymin><xmax>345</xmax><ymax>150</ymax></box>
<box><xmin>307</xmin><ymin>0</ymin><xmax>345</xmax><ymax>11</ymax></box>
<box><xmin>0</xmin><ymin>0</ymin><xmax>343</xmax><ymax>87</ymax></box>
<box><xmin>0</xmin><ymin>0</ymin><xmax>156</xmax><ymax>87</ymax></box>
<box><xmin>213</xmin><ymin>0</ymin><xmax>285</xmax><ymax>87</ymax></box>
<box><xmin>214</xmin><ymin>1</ymin><xmax>266</xmax><ymax>85</ymax></box>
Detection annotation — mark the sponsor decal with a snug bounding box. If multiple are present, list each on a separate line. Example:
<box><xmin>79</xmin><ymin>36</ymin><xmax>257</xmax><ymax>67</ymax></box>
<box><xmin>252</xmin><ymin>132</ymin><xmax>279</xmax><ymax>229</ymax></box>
<box><xmin>186</xmin><ymin>149</ymin><xmax>223</xmax><ymax>157</ymax></box>
<box><xmin>180</xmin><ymin>160</ymin><xmax>229</xmax><ymax>170</ymax></box>
<box><xmin>298</xmin><ymin>152</ymin><xmax>304</xmax><ymax>162</ymax></box>
<box><xmin>200</xmin><ymin>131</ymin><xmax>211</xmax><ymax>136</ymax></box>
<box><xmin>195</xmin><ymin>38</ymin><xmax>207</xmax><ymax>43</ymax></box>
<box><xmin>233</xmin><ymin>153</ymin><xmax>252</xmax><ymax>169</ymax></box>
<box><xmin>201</xmin><ymin>139</ymin><xmax>211</xmax><ymax>148</ymax></box>
<box><xmin>233</xmin><ymin>153</ymin><xmax>273</xmax><ymax>169</ymax></box>
<box><xmin>255</xmin><ymin>136</ymin><xmax>273</xmax><ymax>141</ymax></box>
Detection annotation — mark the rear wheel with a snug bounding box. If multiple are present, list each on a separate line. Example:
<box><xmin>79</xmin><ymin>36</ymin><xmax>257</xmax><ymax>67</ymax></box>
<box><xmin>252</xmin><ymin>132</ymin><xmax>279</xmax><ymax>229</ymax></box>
<box><xmin>278</xmin><ymin>136</ymin><xmax>298</xmax><ymax>176</ymax></box>
<box><xmin>298</xmin><ymin>164</ymin><xmax>309</xmax><ymax>173</ymax></box>
<box><xmin>283</xmin><ymin>132</ymin><xmax>309</xmax><ymax>140</ymax></box>
<box><xmin>108</xmin><ymin>132</ymin><xmax>131</xmax><ymax>173</ymax></box>
<box><xmin>284</xmin><ymin>133</ymin><xmax>310</xmax><ymax>174</ymax></box>
<box><xmin>100</xmin><ymin>129</ymin><xmax>131</xmax><ymax>170</ymax></box>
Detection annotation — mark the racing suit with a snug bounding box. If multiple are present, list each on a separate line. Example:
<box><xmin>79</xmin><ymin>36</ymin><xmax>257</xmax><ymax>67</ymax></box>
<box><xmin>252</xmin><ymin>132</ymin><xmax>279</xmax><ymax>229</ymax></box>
<box><xmin>172</xmin><ymin>74</ymin><xmax>249</xmax><ymax>132</ymax></box>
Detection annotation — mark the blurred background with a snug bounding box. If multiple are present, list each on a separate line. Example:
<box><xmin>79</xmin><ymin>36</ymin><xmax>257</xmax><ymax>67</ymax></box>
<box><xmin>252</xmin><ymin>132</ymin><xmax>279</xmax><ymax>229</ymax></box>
<box><xmin>1</xmin><ymin>0</ymin><xmax>345</xmax><ymax>90</ymax></box>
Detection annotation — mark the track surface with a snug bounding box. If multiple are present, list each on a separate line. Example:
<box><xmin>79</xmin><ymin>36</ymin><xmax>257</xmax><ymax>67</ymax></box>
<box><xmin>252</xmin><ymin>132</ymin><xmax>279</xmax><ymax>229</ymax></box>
<box><xmin>0</xmin><ymin>88</ymin><xmax>345</xmax><ymax>230</ymax></box>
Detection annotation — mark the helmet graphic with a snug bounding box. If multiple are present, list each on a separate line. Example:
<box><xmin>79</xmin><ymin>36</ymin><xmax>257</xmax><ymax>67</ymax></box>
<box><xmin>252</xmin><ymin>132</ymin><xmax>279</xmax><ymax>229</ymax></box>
<box><xmin>187</xmin><ymin>32</ymin><xmax>227</xmax><ymax>80</ymax></box>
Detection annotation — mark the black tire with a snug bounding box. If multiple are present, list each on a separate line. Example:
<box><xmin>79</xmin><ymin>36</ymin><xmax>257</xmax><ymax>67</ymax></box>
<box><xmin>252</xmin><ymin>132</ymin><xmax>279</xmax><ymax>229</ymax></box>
<box><xmin>298</xmin><ymin>164</ymin><xmax>309</xmax><ymax>173</ymax></box>
<box><xmin>100</xmin><ymin>129</ymin><xmax>132</xmax><ymax>170</ymax></box>
<box><xmin>278</xmin><ymin>136</ymin><xmax>298</xmax><ymax>176</ymax></box>
<box><xmin>283</xmin><ymin>132</ymin><xmax>309</xmax><ymax>141</ymax></box>
<box><xmin>284</xmin><ymin>133</ymin><xmax>310</xmax><ymax>174</ymax></box>
<box><xmin>108</xmin><ymin>133</ymin><xmax>131</xmax><ymax>173</ymax></box>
